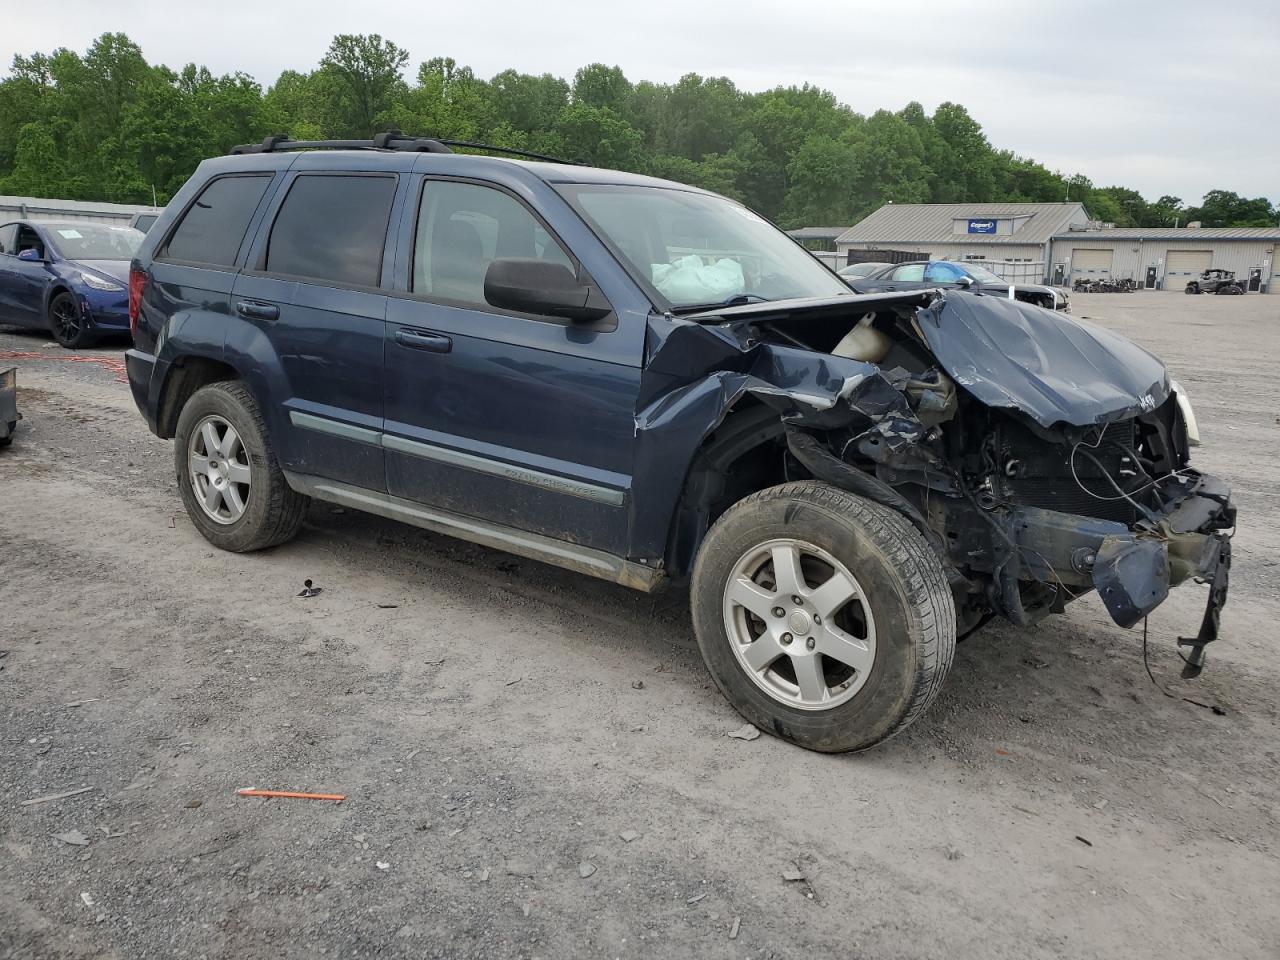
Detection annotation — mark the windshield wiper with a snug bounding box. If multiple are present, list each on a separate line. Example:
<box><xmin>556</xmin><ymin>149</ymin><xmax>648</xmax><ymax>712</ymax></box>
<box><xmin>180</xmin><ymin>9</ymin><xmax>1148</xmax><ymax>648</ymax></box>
<box><xmin>669</xmin><ymin>293</ymin><xmax>772</xmax><ymax>315</ymax></box>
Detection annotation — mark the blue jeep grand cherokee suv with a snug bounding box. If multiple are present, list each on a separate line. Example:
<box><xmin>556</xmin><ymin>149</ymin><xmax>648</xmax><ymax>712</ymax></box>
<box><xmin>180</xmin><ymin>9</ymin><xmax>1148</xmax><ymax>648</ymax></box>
<box><xmin>125</xmin><ymin>134</ymin><xmax>1234</xmax><ymax>752</ymax></box>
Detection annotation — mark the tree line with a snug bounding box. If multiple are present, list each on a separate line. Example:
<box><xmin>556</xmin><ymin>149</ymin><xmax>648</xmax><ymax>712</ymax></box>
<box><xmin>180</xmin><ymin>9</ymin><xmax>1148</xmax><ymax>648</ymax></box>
<box><xmin>1</xmin><ymin>32</ymin><xmax>1275</xmax><ymax>230</ymax></box>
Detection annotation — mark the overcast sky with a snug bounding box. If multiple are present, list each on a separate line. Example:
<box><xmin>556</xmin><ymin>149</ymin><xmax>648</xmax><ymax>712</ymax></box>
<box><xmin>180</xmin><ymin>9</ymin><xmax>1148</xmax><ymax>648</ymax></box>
<box><xmin>5</xmin><ymin>0</ymin><xmax>1276</xmax><ymax>205</ymax></box>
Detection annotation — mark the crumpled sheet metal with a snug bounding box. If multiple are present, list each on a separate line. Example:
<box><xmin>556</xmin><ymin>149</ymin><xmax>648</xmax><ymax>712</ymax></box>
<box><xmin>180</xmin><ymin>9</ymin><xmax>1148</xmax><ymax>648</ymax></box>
<box><xmin>638</xmin><ymin>316</ymin><xmax>927</xmax><ymax>443</ymax></box>
<box><xmin>916</xmin><ymin>294</ymin><xmax>1170</xmax><ymax>429</ymax></box>
<box><xmin>627</xmin><ymin>317</ymin><xmax>929</xmax><ymax>558</ymax></box>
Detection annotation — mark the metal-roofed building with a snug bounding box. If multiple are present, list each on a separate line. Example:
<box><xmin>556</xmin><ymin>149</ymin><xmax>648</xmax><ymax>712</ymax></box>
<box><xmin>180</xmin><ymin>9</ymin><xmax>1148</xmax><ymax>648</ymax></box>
<box><xmin>1049</xmin><ymin>226</ymin><xmax>1279</xmax><ymax>293</ymax></box>
<box><xmin>835</xmin><ymin>202</ymin><xmax>1091</xmax><ymax>281</ymax></box>
<box><xmin>0</xmin><ymin>194</ymin><xmax>160</xmax><ymax>226</ymax></box>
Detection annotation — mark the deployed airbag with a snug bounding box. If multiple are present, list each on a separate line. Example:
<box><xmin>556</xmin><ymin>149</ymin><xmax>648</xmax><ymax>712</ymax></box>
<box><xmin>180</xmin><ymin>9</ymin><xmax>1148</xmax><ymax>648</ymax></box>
<box><xmin>653</xmin><ymin>256</ymin><xmax>744</xmax><ymax>304</ymax></box>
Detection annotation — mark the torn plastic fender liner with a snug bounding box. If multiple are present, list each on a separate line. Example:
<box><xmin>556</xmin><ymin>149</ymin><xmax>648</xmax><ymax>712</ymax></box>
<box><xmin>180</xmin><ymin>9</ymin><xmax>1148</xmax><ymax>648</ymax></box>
<box><xmin>915</xmin><ymin>293</ymin><xmax>1171</xmax><ymax>429</ymax></box>
<box><xmin>628</xmin><ymin>315</ymin><xmax>936</xmax><ymax>562</ymax></box>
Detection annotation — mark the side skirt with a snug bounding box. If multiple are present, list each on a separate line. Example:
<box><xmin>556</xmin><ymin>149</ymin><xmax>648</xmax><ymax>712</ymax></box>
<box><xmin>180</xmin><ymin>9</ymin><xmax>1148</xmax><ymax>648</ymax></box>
<box><xmin>282</xmin><ymin>471</ymin><xmax>663</xmax><ymax>593</ymax></box>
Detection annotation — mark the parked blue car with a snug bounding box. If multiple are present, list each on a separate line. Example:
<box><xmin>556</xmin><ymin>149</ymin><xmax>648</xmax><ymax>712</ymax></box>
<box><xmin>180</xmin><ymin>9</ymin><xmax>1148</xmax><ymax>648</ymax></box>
<box><xmin>0</xmin><ymin>219</ymin><xmax>143</xmax><ymax>348</ymax></box>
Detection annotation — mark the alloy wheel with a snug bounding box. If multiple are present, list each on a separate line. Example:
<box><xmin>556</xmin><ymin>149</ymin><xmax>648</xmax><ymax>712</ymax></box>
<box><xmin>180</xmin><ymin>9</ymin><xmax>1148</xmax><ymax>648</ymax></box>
<box><xmin>722</xmin><ymin>538</ymin><xmax>877</xmax><ymax>710</ymax></box>
<box><xmin>188</xmin><ymin>415</ymin><xmax>252</xmax><ymax>525</ymax></box>
<box><xmin>51</xmin><ymin>296</ymin><xmax>83</xmax><ymax>345</ymax></box>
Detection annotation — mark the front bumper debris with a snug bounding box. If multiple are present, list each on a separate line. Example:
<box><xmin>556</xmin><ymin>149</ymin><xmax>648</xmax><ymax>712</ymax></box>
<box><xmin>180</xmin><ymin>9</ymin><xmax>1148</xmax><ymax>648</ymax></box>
<box><xmin>1008</xmin><ymin>473</ymin><xmax>1234</xmax><ymax>637</ymax></box>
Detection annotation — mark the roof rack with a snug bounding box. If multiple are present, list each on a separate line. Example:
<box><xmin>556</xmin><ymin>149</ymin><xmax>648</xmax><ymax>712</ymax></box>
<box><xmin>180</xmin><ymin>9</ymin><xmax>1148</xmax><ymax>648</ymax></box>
<box><xmin>228</xmin><ymin>132</ymin><xmax>580</xmax><ymax>165</ymax></box>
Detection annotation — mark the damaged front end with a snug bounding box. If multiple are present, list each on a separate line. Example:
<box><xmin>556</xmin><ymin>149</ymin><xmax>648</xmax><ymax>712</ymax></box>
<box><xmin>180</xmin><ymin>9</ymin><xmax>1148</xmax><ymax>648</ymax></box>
<box><xmin>647</xmin><ymin>289</ymin><xmax>1234</xmax><ymax>669</ymax></box>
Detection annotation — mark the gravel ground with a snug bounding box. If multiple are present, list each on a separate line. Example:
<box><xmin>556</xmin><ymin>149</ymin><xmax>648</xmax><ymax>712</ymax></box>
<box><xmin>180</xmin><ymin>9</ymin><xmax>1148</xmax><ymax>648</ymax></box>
<box><xmin>1</xmin><ymin>292</ymin><xmax>1278</xmax><ymax>960</ymax></box>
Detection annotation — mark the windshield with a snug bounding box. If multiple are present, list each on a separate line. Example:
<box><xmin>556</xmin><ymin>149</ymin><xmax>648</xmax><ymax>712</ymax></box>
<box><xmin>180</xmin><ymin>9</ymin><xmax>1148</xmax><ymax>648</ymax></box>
<box><xmin>961</xmin><ymin>263</ymin><xmax>1005</xmax><ymax>283</ymax></box>
<box><xmin>46</xmin><ymin>224</ymin><xmax>143</xmax><ymax>261</ymax></box>
<box><xmin>557</xmin><ymin>184</ymin><xmax>849</xmax><ymax>311</ymax></box>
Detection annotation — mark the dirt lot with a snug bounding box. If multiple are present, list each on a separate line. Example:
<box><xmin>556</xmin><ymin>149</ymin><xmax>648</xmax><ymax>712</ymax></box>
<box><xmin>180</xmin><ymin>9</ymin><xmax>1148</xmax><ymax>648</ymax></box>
<box><xmin>1</xmin><ymin>291</ymin><xmax>1278</xmax><ymax>960</ymax></box>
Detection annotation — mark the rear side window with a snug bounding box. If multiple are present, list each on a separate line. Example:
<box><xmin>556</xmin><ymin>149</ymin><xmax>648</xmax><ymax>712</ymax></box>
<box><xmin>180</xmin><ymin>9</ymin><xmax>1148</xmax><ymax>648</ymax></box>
<box><xmin>0</xmin><ymin>223</ymin><xmax>16</xmax><ymax>255</ymax></box>
<box><xmin>265</xmin><ymin>174</ymin><xmax>397</xmax><ymax>288</ymax></box>
<box><xmin>164</xmin><ymin>175</ymin><xmax>271</xmax><ymax>267</ymax></box>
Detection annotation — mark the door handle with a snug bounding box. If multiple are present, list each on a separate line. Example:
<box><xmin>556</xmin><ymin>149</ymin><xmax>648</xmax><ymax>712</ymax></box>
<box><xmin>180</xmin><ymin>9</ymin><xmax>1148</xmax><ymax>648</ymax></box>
<box><xmin>395</xmin><ymin>329</ymin><xmax>452</xmax><ymax>353</ymax></box>
<box><xmin>236</xmin><ymin>300</ymin><xmax>280</xmax><ymax>322</ymax></box>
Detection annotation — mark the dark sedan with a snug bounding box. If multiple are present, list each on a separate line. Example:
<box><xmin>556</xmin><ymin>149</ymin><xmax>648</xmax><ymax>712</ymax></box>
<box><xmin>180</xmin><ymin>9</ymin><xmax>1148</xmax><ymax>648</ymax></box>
<box><xmin>0</xmin><ymin>219</ymin><xmax>143</xmax><ymax>348</ymax></box>
<box><xmin>848</xmin><ymin>259</ymin><xmax>1070</xmax><ymax>312</ymax></box>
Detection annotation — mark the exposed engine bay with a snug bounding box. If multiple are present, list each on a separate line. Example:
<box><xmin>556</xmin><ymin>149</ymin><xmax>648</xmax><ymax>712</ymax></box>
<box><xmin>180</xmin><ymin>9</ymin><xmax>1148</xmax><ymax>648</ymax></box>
<box><xmin>642</xmin><ymin>288</ymin><xmax>1234</xmax><ymax>671</ymax></box>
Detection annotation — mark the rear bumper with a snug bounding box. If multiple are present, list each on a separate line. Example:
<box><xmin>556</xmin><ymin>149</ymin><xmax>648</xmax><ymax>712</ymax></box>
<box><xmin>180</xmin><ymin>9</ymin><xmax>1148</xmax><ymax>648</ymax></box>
<box><xmin>125</xmin><ymin>348</ymin><xmax>160</xmax><ymax>434</ymax></box>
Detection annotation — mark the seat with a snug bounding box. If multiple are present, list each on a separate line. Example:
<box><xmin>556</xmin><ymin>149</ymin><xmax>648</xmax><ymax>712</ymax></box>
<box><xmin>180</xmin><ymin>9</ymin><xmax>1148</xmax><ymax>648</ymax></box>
<box><xmin>430</xmin><ymin>217</ymin><xmax>486</xmax><ymax>303</ymax></box>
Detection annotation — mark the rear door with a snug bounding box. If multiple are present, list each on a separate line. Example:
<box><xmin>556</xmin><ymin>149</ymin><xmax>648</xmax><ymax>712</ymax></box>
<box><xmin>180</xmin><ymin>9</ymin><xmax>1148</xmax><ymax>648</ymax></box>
<box><xmin>876</xmin><ymin>262</ymin><xmax>930</xmax><ymax>292</ymax></box>
<box><xmin>382</xmin><ymin>176</ymin><xmax>638</xmax><ymax>554</ymax></box>
<box><xmin>233</xmin><ymin>168</ymin><xmax>403</xmax><ymax>492</ymax></box>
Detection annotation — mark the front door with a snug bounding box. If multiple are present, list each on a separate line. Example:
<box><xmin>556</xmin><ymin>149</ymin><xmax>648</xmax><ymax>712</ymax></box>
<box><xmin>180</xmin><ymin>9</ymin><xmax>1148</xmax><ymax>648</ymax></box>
<box><xmin>0</xmin><ymin>223</ymin><xmax>18</xmax><ymax>323</ymax></box>
<box><xmin>383</xmin><ymin>178</ymin><xmax>638</xmax><ymax>555</ymax></box>
<box><xmin>7</xmin><ymin>224</ymin><xmax>52</xmax><ymax>327</ymax></box>
<box><xmin>233</xmin><ymin>171</ymin><xmax>400</xmax><ymax>492</ymax></box>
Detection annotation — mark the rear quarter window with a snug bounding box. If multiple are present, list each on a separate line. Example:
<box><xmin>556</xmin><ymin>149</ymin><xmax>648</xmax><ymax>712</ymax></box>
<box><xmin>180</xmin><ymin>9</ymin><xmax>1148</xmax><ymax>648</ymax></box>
<box><xmin>264</xmin><ymin>174</ymin><xmax>397</xmax><ymax>288</ymax></box>
<box><xmin>162</xmin><ymin>175</ymin><xmax>272</xmax><ymax>267</ymax></box>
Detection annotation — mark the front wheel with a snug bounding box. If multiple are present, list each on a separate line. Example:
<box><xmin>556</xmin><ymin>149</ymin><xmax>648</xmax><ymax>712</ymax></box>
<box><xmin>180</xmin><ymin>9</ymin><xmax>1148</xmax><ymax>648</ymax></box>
<box><xmin>49</xmin><ymin>291</ymin><xmax>93</xmax><ymax>348</ymax></box>
<box><xmin>1184</xmin><ymin>283</ymin><xmax>1199</xmax><ymax>295</ymax></box>
<box><xmin>691</xmin><ymin>481</ymin><xmax>956</xmax><ymax>753</ymax></box>
<box><xmin>174</xmin><ymin>381</ymin><xmax>308</xmax><ymax>552</ymax></box>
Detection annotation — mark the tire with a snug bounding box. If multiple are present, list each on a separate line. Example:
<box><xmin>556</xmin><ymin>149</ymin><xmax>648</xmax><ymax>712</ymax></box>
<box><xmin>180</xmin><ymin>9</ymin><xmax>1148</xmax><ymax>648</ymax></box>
<box><xmin>691</xmin><ymin>481</ymin><xmax>956</xmax><ymax>753</ymax></box>
<box><xmin>174</xmin><ymin>381</ymin><xmax>308</xmax><ymax>552</ymax></box>
<box><xmin>48</xmin><ymin>291</ymin><xmax>93</xmax><ymax>349</ymax></box>
<box><xmin>1184</xmin><ymin>284</ymin><xmax>1199</xmax><ymax>295</ymax></box>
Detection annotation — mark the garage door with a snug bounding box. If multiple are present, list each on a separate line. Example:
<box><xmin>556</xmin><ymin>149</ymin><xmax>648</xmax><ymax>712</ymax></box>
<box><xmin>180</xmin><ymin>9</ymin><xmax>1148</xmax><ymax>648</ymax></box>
<box><xmin>1164</xmin><ymin>249</ymin><xmax>1212</xmax><ymax>286</ymax></box>
<box><xmin>1070</xmin><ymin>248</ymin><xmax>1113</xmax><ymax>278</ymax></box>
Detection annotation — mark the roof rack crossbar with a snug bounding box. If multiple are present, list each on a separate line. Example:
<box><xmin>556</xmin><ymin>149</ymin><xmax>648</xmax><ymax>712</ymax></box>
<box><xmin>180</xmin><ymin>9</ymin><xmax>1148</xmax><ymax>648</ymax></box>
<box><xmin>228</xmin><ymin>133</ymin><xmax>581</xmax><ymax>164</ymax></box>
<box><xmin>229</xmin><ymin>134</ymin><xmax>454</xmax><ymax>155</ymax></box>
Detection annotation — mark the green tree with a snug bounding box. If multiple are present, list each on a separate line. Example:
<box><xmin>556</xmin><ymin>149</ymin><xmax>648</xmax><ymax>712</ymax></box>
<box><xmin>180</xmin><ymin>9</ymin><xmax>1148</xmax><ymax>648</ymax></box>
<box><xmin>572</xmin><ymin>64</ymin><xmax>632</xmax><ymax>112</ymax></box>
<box><xmin>318</xmin><ymin>34</ymin><xmax>409</xmax><ymax>137</ymax></box>
<box><xmin>556</xmin><ymin>103</ymin><xmax>643</xmax><ymax>169</ymax></box>
<box><xmin>1185</xmin><ymin>190</ymin><xmax>1276</xmax><ymax>227</ymax></box>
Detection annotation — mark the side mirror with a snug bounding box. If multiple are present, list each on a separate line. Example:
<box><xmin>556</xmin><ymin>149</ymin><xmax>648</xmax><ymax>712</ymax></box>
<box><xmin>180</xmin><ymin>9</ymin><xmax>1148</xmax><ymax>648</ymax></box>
<box><xmin>17</xmin><ymin>248</ymin><xmax>43</xmax><ymax>262</ymax></box>
<box><xmin>484</xmin><ymin>258</ymin><xmax>611</xmax><ymax>323</ymax></box>
<box><xmin>956</xmin><ymin>275</ymin><xmax>974</xmax><ymax>288</ymax></box>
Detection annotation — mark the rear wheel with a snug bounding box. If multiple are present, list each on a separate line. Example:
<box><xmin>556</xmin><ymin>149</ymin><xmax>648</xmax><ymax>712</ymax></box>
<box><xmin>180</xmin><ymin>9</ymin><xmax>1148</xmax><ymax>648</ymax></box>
<box><xmin>49</xmin><ymin>291</ymin><xmax>92</xmax><ymax>349</ymax></box>
<box><xmin>175</xmin><ymin>381</ymin><xmax>308</xmax><ymax>552</ymax></box>
<box><xmin>691</xmin><ymin>481</ymin><xmax>955</xmax><ymax>753</ymax></box>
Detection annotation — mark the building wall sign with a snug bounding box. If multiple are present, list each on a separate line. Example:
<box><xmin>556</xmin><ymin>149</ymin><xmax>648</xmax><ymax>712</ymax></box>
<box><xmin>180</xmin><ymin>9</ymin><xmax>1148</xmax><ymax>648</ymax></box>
<box><xmin>967</xmin><ymin>219</ymin><xmax>998</xmax><ymax>234</ymax></box>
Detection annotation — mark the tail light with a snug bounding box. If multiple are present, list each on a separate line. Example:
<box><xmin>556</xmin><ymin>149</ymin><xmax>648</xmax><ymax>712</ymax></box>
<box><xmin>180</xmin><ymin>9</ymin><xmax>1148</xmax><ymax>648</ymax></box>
<box><xmin>128</xmin><ymin>268</ymin><xmax>147</xmax><ymax>337</ymax></box>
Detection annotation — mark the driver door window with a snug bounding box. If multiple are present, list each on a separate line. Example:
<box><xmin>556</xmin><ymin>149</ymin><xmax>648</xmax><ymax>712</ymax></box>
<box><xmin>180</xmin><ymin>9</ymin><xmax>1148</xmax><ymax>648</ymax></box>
<box><xmin>16</xmin><ymin>226</ymin><xmax>46</xmax><ymax>258</ymax></box>
<box><xmin>412</xmin><ymin>180</ymin><xmax>574</xmax><ymax>310</ymax></box>
<box><xmin>0</xmin><ymin>224</ymin><xmax>16</xmax><ymax>255</ymax></box>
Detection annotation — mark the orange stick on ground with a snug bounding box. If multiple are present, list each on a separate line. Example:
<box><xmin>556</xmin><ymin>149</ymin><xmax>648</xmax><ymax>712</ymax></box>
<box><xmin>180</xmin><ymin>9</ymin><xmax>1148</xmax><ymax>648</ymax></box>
<box><xmin>237</xmin><ymin>788</ymin><xmax>346</xmax><ymax>802</ymax></box>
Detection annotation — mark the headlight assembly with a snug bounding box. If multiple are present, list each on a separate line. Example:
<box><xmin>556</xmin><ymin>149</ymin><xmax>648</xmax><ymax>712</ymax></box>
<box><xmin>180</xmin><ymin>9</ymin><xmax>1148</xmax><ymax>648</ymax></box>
<box><xmin>80</xmin><ymin>272</ymin><xmax>124</xmax><ymax>292</ymax></box>
<box><xmin>1168</xmin><ymin>378</ymin><xmax>1201</xmax><ymax>447</ymax></box>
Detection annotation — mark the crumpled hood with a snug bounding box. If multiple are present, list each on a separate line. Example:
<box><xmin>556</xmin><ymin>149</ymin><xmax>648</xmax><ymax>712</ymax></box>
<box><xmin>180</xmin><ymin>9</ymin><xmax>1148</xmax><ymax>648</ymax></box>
<box><xmin>918</xmin><ymin>292</ymin><xmax>1169</xmax><ymax>428</ymax></box>
<box><xmin>69</xmin><ymin>259</ymin><xmax>130</xmax><ymax>285</ymax></box>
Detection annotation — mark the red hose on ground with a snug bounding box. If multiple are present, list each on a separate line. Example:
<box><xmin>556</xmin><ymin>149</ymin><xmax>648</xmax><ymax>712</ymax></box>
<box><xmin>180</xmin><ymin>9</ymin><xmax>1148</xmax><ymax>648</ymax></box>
<box><xmin>0</xmin><ymin>351</ymin><xmax>128</xmax><ymax>384</ymax></box>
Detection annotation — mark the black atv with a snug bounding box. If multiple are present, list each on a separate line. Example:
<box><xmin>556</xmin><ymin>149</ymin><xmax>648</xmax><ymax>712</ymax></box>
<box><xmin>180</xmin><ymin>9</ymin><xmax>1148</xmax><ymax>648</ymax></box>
<box><xmin>1186</xmin><ymin>269</ymin><xmax>1243</xmax><ymax>295</ymax></box>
